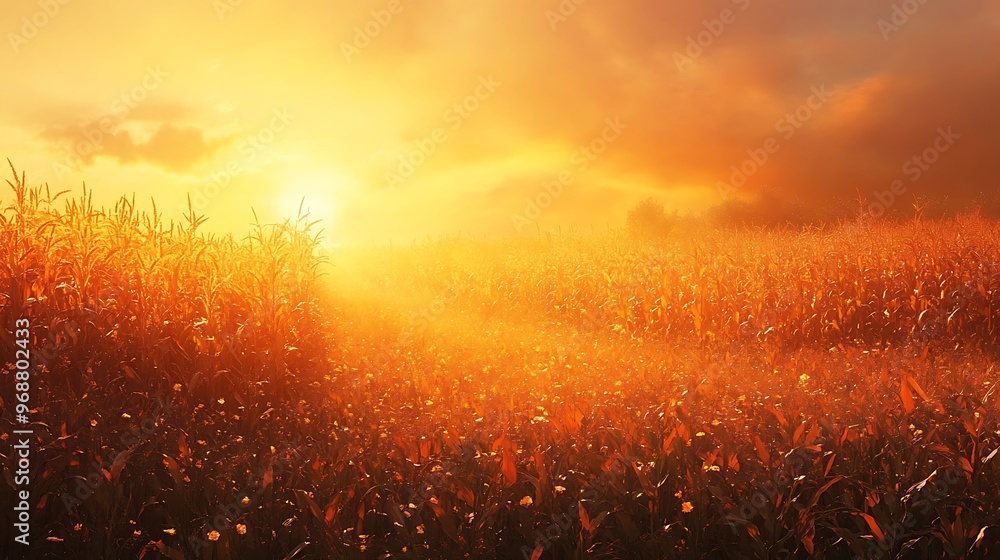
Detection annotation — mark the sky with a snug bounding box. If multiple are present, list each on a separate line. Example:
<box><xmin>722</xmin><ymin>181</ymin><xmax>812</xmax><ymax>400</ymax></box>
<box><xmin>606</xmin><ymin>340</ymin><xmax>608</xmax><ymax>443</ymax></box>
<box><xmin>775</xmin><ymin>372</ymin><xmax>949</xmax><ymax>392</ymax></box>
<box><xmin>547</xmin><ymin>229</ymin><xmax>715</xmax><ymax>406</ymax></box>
<box><xmin>2</xmin><ymin>0</ymin><xmax>998</xmax><ymax>245</ymax></box>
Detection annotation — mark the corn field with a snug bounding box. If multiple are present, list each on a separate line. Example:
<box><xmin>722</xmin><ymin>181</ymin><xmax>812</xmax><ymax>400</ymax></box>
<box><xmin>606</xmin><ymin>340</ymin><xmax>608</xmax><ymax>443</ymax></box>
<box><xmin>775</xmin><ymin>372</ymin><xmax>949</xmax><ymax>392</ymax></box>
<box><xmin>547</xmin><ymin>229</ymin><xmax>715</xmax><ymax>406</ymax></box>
<box><xmin>1</xmin><ymin>168</ymin><xmax>999</xmax><ymax>559</ymax></box>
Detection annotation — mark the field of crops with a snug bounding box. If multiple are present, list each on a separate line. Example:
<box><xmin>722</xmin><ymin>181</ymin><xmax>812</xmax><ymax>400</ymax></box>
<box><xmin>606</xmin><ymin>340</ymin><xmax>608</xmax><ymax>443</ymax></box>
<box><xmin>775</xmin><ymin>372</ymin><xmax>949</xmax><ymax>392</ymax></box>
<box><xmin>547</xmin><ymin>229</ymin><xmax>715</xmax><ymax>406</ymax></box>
<box><xmin>2</xmin><ymin>170</ymin><xmax>999</xmax><ymax>559</ymax></box>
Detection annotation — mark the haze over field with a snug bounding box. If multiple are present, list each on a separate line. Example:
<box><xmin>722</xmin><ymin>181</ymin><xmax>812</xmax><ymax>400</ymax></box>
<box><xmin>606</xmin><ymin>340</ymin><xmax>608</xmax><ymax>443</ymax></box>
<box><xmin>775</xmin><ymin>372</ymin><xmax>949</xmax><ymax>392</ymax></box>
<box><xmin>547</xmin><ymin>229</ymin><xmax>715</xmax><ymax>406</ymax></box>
<box><xmin>5</xmin><ymin>2</ymin><xmax>1000</xmax><ymax>557</ymax></box>
<box><xmin>2</xmin><ymin>0</ymin><xmax>999</xmax><ymax>244</ymax></box>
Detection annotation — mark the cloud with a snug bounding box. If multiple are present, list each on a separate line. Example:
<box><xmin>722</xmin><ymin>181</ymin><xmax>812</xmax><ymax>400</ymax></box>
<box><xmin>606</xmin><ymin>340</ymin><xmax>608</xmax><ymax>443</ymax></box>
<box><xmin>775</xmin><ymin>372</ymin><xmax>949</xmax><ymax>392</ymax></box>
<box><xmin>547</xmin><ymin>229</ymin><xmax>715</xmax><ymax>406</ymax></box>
<box><xmin>114</xmin><ymin>125</ymin><xmax>229</xmax><ymax>173</ymax></box>
<box><xmin>40</xmin><ymin>121</ymin><xmax>229</xmax><ymax>173</ymax></box>
<box><xmin>306</xmin><ymin>0</ymin><xmax>999</xmax><ymax>235</ymax></box>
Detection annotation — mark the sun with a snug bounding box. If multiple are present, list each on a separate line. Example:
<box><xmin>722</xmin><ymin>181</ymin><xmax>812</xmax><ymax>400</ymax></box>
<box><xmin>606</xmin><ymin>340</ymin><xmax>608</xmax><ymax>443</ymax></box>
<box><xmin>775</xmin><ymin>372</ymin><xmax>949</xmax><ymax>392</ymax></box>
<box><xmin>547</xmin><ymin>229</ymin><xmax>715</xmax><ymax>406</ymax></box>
<box><xmin>275</xmin><ymin>171</ymin><xmax>347</xmax><ymax>248</ymax></box>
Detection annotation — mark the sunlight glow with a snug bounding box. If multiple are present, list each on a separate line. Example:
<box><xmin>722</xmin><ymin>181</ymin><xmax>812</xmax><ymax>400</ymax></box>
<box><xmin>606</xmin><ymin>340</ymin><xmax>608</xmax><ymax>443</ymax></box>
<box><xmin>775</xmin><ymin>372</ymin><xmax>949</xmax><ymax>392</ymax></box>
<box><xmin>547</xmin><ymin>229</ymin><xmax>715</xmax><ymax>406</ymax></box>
<box><xmin>273</xmin><ymin>170</ymin><xmax>351</xmax><ymax>252</ymax></box>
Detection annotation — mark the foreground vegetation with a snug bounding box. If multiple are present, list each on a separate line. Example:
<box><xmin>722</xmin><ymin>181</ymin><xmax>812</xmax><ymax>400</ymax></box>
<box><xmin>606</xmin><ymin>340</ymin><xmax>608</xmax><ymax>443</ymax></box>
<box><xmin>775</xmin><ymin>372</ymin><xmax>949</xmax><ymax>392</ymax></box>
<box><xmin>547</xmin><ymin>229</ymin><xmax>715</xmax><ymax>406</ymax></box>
<box><xmin>1</xmin><ymin>170</ymin><xmax>999</xmax><ymax>559</ymax></box>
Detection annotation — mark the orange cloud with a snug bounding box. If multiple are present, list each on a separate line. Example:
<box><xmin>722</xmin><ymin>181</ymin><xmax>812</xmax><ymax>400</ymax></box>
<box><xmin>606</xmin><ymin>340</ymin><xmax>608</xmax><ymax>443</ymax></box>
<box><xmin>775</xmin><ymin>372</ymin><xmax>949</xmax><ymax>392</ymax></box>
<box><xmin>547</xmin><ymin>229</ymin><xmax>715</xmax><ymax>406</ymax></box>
<box><xmin>40</xmin><ymin>122</ymin><xmax>228</xmax><ymax>174</ymax></box>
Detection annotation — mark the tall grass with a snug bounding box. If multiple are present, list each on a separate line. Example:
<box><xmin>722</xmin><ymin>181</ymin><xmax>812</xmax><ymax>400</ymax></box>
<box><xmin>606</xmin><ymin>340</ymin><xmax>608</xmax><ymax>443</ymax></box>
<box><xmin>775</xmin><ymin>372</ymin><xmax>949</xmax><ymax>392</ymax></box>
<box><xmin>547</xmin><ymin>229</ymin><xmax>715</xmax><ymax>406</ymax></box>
<box><xmin>0</xmin><ymin>167</ymin><xmax>334</xmax><ymax>558</ymax></box>
<box><xmin>2</xmin><ymin>165</ymin><xmax>999</xmax><ymax>559</ymax></box>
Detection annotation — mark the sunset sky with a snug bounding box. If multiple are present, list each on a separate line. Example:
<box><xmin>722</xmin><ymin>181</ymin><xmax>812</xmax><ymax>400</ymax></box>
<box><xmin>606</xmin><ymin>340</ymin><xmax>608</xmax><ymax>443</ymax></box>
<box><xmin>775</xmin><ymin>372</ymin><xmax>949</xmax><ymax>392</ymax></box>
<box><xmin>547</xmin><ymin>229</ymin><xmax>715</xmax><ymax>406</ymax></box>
<box><xmin>2</xmin><ymin>0</ymin><xmax>998</xmax><ymax>244</ymax></box>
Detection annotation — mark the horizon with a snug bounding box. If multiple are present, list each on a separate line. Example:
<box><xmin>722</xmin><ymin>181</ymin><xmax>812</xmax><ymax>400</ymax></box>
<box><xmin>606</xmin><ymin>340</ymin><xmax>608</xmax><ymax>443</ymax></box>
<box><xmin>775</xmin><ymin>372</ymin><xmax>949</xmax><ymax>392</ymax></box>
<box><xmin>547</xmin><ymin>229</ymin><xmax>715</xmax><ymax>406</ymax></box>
<box><xmin>7</xmin><ymin>166</ymin><xmax>995</xmax><ymax>252</ymax></box>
